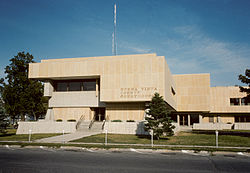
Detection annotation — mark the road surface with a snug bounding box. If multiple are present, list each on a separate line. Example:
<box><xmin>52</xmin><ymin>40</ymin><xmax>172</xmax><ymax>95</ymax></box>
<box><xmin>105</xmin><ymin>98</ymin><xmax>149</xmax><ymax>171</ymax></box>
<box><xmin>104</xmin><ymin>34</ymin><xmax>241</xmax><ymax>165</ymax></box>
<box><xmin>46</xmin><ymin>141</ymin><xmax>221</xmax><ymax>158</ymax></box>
<box><xmin>0</xmin><ymin>147</ymin><xmax>249</xmax><ymax>172</ymax></box>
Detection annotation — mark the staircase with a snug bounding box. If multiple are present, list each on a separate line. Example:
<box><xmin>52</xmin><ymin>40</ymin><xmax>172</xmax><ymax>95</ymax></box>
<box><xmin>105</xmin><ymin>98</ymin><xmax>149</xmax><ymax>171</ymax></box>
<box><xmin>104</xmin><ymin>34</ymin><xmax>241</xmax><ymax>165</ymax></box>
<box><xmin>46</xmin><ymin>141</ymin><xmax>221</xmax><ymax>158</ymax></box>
<box><xmin>36</xmin><ymin>121</ymin><xmax>103</xmax><ymax>143</ymax></box>
<box><xmin>77</xmin><ymin>121</ymin><xmax>103</xmax><ymax>133</ymax></box>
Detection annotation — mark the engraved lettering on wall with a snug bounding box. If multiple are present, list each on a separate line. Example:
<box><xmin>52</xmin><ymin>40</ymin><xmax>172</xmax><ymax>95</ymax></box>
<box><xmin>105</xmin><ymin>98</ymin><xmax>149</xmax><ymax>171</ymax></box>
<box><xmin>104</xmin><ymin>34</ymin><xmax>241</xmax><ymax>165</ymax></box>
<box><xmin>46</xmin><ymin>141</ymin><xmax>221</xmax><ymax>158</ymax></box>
<box><xmin>120</xmin><ymin>87</ymin><xmax>158</xmax><ymax>98</ymax></box>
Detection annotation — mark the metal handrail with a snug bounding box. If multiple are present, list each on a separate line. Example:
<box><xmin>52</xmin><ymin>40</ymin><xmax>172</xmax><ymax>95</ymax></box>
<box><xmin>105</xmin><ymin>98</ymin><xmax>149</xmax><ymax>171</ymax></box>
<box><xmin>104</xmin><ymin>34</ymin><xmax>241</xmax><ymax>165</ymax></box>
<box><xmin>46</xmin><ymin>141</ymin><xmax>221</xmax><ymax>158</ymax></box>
<box><xmin>76</xmin><ymin>114</ymin><xmax>85</xmax><ymax>129</ymax></box>
<box><xmin>89</xmin><ymin>115</ymin><xmax>96</xmax><ymax>129</ymax></box>
<box><xmin>102</xmin><ymin>119</ymin><xmax>106</xmax><ymax>130</ymax></box>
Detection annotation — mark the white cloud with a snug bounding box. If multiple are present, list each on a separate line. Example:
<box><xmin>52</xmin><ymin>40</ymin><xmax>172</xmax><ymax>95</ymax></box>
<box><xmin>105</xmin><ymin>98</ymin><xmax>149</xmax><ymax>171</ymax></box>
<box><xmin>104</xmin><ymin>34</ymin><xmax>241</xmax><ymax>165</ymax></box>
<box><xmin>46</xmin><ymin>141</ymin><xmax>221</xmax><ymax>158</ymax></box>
<box><xmin>162</xmin><ymin>25</ymin><xmax>250</xmax><ymax>86</ymax></box>
<box><xmin>119</xmin><ymin>41</ymin><xmax>152</xmax><ymax>54</ymax></box>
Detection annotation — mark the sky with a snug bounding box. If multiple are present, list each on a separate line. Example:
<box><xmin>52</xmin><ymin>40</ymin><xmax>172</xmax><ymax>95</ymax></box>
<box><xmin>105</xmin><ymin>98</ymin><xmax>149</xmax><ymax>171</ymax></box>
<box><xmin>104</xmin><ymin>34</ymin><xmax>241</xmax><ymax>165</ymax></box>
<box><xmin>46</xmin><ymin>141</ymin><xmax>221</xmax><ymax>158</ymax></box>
<box><xmin>0</xmin><ymin>0</ymin><xmax>249</xmax><ymax>86</ymax></box>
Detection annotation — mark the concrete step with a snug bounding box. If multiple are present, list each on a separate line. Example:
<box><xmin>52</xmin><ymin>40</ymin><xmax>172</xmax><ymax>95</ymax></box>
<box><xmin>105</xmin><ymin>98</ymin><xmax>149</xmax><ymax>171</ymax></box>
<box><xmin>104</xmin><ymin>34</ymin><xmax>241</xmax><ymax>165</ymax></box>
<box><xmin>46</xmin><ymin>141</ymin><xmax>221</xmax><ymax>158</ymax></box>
<box><xmin>77</xmin><ymin>121</ymin><xmax>103</xmax><ymax>132</ymax></box>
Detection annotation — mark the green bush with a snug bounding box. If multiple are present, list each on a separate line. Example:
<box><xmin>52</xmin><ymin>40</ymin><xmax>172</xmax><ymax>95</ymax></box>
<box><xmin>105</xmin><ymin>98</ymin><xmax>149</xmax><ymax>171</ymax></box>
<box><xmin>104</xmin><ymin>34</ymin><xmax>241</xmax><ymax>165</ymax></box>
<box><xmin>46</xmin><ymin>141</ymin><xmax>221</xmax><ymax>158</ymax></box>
<box><xmin>111</xmin><ymin>120</ymin><xmax>122</xmax><ymax>122</ymax></box>
<box><xmin>126</xmin><ymin>120</ymin><xmax>135</xmax><ymax>122</ymax></box>
<box><xmin>56</xmin><ymin>119</ymin><xmax>63</xmax><ymax>122</ymax></box>
<box><xmin>67</xmin><ymin>119</ymin><xmax>76</xmax><ymax>122</ymax></box>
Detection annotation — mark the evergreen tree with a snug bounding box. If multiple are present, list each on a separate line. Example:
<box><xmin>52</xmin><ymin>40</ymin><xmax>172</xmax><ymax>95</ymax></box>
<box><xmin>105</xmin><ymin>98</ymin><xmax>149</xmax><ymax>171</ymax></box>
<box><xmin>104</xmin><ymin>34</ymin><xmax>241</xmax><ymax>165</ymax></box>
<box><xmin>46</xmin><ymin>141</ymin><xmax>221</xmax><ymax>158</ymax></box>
<box><xmin>238</xmin><ymin>69</ymin><xmax>250</xmax><ymax>101</ymax></box>
<box><xmin>144</xmin><ymin>93</ymin><xmax>175</xmax><ymax>139</ymax></box>
<box><xmin>0</xmin><ymin>52</ymin><xmax>46</xmax><ymax>122</ymax></box>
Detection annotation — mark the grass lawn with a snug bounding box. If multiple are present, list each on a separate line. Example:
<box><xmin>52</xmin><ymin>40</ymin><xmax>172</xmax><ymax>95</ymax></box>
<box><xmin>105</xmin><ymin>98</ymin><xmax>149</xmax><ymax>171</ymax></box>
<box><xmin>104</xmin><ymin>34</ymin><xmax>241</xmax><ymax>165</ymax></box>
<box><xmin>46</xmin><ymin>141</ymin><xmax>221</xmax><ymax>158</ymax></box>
<box><xmin>72</xmin><ymin>132</ymin><xmax>250</xmax><ymax>147</ymax></box>
<box><xmin>0</xmin><ymin>129</ymin><xmax>62</xmax><ymax>141</ymax></box>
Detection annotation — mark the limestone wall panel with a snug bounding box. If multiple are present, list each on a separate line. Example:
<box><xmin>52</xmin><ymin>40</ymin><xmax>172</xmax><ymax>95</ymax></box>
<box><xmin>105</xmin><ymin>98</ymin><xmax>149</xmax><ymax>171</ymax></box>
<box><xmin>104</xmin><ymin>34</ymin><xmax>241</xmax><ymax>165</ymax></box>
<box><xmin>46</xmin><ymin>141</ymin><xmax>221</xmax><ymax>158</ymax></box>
<box><xmin>53</xmin><ymin>107</ymin><xmax>91</xmax><ymax>121</ymax></box>
<box><xmin>210</xmin><ymin>86</ymin><xmax>250</xmax><ymax>113</ymax></box>
<box><xmin>29</xmin><ymin>54</ymin><xmax>176</xmax><ymax>108</ymax></box>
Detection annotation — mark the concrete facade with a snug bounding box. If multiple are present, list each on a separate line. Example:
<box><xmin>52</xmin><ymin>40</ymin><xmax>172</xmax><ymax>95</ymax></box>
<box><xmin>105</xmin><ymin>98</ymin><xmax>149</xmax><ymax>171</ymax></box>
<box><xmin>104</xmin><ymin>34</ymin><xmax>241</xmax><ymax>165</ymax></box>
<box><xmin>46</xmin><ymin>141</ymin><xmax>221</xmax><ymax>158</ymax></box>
<box><xmin>17</xmin><ymin>53</ymin><xmax>250</xmax><ymax>134</ymax></box>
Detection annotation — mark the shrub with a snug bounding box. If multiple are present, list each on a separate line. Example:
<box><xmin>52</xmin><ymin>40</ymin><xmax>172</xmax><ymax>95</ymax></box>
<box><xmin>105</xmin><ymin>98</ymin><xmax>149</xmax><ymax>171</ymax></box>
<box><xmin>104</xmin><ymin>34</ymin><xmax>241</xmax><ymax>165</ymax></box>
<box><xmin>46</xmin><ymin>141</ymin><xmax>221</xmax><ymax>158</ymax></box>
<box><xmin>126</xmin><ymin>120</ymin><xmax>135</xmax><ymax>122</ymax></box>
<box><xmin>111</xmin><ymin>120</ymin><xmax>122</xmax><ymax>122</ymax></box>
<box><xmin>67</xmin><ymin>119</ymin><xmax>76</xmax><ymax>122</ymax></box>
<box><xmin>56</xmin><ymin>119</ymin><xmax>63</xmax><ymax>122</ymax></box>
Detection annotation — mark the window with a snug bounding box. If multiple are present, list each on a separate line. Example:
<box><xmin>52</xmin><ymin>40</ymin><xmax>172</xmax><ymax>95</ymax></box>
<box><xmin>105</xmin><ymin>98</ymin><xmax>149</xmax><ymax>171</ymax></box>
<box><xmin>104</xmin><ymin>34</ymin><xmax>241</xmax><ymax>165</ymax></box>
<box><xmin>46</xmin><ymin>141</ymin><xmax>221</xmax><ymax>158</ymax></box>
<box><xmin>55</xmin><ymin>79</ymin><xmax>97</xmax><ymax>92</ymax></box>
<box><xmin>69</xmin><ymin>82</ymin><xmax>81</xmax><ymax>91</ymax></box>
<box><xmin>230</xmin><ymin>98</ymin><xmax>250</xmax><ymax>106</ymax></box>
<box><xmin>209</xmin><ymin>116</ymin><xmax>214</xmax><ymax>123</ymax></box>
<box><xmin>83</xmin><ymin>80</ymin><xmax>96</xmax><ymax>91</ymax></box>
<box><xmin>230</xmin><ymin>98</ymin><xmax>240</xmax><ymax>106</ymax></box>
<box><xmin>56</xmin><ymin>82</ymin><xmax>68</xmax><ymax>91</ymax></box>
<box><xmin>235</xmin><ymin>116</ymin><xmax>250</xmax><ymax>122</ymax></box>
<box><xmin>241</xmin><ymin>98</ymin><xmax>250</xmax><ymax>106</ymax></box>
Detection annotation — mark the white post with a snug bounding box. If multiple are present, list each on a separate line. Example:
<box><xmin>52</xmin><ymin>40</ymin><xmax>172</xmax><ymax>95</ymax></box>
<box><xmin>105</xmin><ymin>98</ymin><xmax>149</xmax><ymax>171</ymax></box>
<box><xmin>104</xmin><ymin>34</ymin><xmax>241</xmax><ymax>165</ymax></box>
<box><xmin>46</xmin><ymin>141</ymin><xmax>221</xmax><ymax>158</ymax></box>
<box><xmin>151</xmin><ymin>130</ymin><xmax>154</xmax><ymax>148</ymax></box>
<box><xmin>199</xmin><ymin>114</ymin><xmax>202</xmax><ymax>124</ymax></box>
<box><xmin>62</xmin><ymin>130</ymin><xmax>65</xmax><ymax>144</ymax></box>
<box><xmin>105</xmin><ymin>130</ymin><xmax>108</xmax><ymax>146</ymax></box>
<box><xmin>28</xmin><ymin>129</ymin><xmax>32</xmax><ymax>142</ymax></box>
<box><xmin>215</xmin><ymin>130</ymin><xmax>218</xmax><ymax>148</ymax></box>
<box><xmin>188</xmin><ymin>114</ymin><xmax>191</xmax><ymax>126</ymax></box>
<box><xmin>177</xmin><ymin>115</ymin><xmax>180</xmax><ymax>125</ymax></box>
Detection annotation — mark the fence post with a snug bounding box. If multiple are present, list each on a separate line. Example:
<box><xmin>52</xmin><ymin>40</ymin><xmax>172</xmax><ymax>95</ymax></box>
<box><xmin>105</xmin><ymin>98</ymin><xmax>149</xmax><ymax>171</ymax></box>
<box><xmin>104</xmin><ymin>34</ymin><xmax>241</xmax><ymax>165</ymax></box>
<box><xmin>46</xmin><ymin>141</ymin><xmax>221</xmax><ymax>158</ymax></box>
<box><xmin>105</xmin><ymin>130</ymin><xmax>108</xmax><ymax>146</ymax></box>
<box><xmin>151</xmin><ymin>129</ymin><xmax>154</xmax><ymax>148</ymax></box>
<box><xmin>28</xmin><ymin>129</ymin><xmax>32</xmax><ymax>142</ymax></box>
<box><xmin>215</xmin><ymin>130</ymin><xmax>218</xmax><ymax>148</ymax></box>
<box><xmin>62</xmin><ymin>130</ymin><xmax>65</xmax><ymax>144</ymax></box>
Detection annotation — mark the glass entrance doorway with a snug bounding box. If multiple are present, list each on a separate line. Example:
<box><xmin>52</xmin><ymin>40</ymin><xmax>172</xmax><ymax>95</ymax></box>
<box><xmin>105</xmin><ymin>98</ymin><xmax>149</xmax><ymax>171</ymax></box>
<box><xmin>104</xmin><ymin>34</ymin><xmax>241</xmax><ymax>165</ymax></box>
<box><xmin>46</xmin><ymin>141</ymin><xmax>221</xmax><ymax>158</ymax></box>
<box><xmin>180</xmin><ymin>115</ymin><xmax>188</xmax><ymax>126</ymax></box>
<box><xmin>94</xmin><ymin>108</ymin><xmax>105</xmax><ymax>121</ymax></box>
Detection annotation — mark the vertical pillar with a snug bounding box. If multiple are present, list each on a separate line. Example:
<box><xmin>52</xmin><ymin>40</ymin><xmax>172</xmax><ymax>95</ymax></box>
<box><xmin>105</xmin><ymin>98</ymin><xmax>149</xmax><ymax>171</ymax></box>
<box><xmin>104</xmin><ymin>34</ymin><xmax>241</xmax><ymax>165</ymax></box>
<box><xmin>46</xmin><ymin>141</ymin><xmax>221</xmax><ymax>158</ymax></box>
<box><xmin>96</xmin><ymin>79</ymin><xmax>98</xmax><ymax>97</ymax></box>
<box><xmin>199</xmin><ymin>114</ymin><xmax>202</xmax><ymax>124</ymax></box>
<box><xmin>188</xmin><ymin>114</ymin><xmax>191</xmax><ymax>126</ymax></box>
<box><xmin>217</xmin><ymin>116</ymin><xmax>221</xmax><ymax>123</ymax></box>
<box><xmin>177</xmin><ymin>115</ymin><xmax>180</xmax><ymax>125</ymax></box>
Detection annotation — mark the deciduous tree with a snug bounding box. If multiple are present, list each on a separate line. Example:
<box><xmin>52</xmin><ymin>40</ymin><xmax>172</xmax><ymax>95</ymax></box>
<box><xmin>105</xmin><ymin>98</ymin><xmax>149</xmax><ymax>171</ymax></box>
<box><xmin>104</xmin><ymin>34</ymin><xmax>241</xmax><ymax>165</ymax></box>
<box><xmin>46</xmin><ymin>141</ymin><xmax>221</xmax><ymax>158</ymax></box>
<box><xmin>238</xmin><ymin>69</ymin><xmax>250</xmax><ymax>103</ymax></box>
<box><xmin>0</xmin><ymin>52</ymin><xmax>46</xmax><ymax>122</ymax></box>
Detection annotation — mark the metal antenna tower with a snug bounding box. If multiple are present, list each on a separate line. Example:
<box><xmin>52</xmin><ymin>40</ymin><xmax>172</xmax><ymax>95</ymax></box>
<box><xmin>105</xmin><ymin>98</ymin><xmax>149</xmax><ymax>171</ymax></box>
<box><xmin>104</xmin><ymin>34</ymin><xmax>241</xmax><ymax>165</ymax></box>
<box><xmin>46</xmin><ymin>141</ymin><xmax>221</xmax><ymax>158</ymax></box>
<box><xmin>112</xmin><ymin>3</ymin><xmax>117</xmax><ymax>56</ymax></box>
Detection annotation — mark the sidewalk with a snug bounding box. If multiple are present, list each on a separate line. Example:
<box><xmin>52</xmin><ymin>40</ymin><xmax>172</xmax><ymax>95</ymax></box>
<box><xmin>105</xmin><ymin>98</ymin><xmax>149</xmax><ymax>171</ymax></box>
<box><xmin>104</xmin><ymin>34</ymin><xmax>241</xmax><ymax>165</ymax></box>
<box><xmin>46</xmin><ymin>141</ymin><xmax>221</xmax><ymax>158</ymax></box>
<box><xmin>35</xmin><ymin>131</ymin><xmax>102</xmax><ymax>143</ymax></box>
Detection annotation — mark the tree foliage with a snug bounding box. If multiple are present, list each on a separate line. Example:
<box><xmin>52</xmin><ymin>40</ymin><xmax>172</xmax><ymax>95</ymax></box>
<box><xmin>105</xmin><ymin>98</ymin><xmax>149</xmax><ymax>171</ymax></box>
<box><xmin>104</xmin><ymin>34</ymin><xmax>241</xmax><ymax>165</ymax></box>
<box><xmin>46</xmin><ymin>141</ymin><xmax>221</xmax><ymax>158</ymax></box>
<box><xmin>0</xmin><ymin>52</ymin><xmax>46</xmax><ymax>122</ymax></box>
<box><xmin>144</xmin><ymin>93</ymin><xmax>175</xmax><ymax>139</ymax></box>
<box><xmin>0</xmin><ymin>97</ymin><xmax>8</xmax><ymax>133</ymax></box>
<box><xmin>238</xmin><ymin>69</ymin><xmax>250</xmax><ymax>100</ymax></box>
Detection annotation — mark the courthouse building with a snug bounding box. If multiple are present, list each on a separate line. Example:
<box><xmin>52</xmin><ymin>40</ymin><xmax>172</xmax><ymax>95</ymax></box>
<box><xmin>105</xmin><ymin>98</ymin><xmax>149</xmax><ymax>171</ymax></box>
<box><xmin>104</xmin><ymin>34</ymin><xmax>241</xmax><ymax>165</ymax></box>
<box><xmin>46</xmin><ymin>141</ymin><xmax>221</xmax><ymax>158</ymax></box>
<box><xmin>17</xmin><ymin>53</ymin><xmax>250</xmax><ymax>134</ymax></box>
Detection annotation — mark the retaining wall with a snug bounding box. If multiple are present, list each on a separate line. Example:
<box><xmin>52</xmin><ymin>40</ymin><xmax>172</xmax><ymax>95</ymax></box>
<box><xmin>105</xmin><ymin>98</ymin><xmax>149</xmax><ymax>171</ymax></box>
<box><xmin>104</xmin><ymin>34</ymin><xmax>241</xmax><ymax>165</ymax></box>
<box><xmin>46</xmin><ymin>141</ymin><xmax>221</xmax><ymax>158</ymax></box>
<box><xmin>16</xmin><ymin>121</ymin><xmax>77</xmax><ymax>134</ymax></box>
<box><xmin>193</xmin><ymin>123</ymin><xmax>233</xmax><ymax>130</ymax></box>
<box><xmin>234</xmin><ymin>123</ymin><xmax>250</xmax><ymax>130</ymax></box>
<box><xmin>103</xmin><ymin>121</ymin><xmax>180</xmax><ymax>135</ymax></box>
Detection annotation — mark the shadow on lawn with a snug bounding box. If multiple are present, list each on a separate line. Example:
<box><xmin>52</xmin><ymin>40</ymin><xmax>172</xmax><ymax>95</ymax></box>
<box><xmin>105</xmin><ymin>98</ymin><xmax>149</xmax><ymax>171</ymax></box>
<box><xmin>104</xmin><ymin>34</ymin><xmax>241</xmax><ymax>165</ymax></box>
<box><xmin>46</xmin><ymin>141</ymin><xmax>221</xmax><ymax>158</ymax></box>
<box><xmin>136</xmin><ymin>134</ymin><xmax>170</xmax><ymax>140</ymax></box>
<box><xmin>192</xmin><ymin>130</ymin><xmax>250</xmax><ymax>137</ymax></box>
<box><xmin>0</xmin><ymin>133</ymin><xmax>16</xmax><ymax>137</ymax></box>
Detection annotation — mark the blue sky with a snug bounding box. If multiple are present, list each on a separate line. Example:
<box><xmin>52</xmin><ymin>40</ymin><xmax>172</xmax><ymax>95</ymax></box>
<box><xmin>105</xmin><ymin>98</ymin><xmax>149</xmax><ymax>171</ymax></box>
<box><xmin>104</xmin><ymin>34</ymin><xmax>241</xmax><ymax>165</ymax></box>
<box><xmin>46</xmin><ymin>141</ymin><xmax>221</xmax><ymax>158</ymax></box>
<box><xmin>0</xmin><ymin>0</ymin><xmax>249</xmax><ymax>86</ymax></box>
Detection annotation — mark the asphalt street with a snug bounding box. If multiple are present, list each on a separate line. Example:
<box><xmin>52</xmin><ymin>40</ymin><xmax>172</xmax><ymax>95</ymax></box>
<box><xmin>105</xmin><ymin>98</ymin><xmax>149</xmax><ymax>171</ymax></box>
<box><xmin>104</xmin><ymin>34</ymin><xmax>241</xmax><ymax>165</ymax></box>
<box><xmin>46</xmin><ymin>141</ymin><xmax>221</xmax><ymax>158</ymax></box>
<box><xmin>0</xmin><ymin>147</ymin><xmax>249</xmax><ymax>173</ymax></box>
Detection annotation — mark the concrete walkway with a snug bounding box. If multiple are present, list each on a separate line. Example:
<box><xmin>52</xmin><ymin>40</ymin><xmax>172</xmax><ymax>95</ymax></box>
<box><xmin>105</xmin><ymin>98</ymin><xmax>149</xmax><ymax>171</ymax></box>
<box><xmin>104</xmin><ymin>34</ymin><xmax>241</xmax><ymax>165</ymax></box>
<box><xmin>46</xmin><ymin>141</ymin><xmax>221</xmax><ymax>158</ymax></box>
<box><xmin>35</xmin><ymin>131</ymin><xmax>102</xmax><ymax>143</ymax></box>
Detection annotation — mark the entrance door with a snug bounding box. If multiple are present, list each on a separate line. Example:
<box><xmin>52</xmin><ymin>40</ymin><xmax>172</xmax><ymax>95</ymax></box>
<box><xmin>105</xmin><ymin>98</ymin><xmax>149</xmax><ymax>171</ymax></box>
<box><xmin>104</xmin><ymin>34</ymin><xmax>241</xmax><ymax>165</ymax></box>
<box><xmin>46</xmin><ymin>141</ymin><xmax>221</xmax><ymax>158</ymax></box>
<box><xmin>179</xmin><ymin>115</ymin><xmax>188</xmax><ymax>126</ymax></box>
<box><xmin>190</xmin><ymin>114</ymin><xmax>199</xmax><ymax>125</ymax></box>
<box><xmin>94</xmin><ymin>108</ymin><xmax>105</xmax><ymax>121</ymax></box>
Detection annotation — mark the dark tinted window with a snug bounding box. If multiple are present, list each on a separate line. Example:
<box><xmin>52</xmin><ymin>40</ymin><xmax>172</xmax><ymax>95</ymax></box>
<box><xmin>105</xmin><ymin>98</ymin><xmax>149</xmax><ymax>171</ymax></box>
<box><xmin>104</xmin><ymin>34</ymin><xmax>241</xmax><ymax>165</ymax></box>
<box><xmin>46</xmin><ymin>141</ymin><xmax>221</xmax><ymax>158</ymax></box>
<box><xmin>230</xmin><ymin>98</ymin><xmax>240</xmax><ymax>105</ymax></box>
<box><xmin>57</xmin><ymin>82</ymin><xmax>67</xmax><ymax>91</ymax></box>
<box><xmin>69</xmin><ymin>82</ymin><xmax>81</xmax><ymax>91</ymax></box>
<box><xmin>241</xmin><ymin>98</ymin><xmax>250</xmax><ymax>106</ymax></box>
<box><xmin>83</xmin><ymin>80</ymin><xmax>96</xmax><ymax>91</ymax></box>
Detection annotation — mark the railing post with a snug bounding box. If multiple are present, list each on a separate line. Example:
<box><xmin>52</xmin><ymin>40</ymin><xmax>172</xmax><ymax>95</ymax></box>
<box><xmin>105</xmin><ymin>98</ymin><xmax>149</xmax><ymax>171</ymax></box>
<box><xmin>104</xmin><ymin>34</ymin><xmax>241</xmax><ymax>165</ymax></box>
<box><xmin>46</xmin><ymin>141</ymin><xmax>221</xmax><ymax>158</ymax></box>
<box><xmin>105</xmin><ymin>130</ymin><xmax>108</xmax><ymax>146</ymax></box>
<box><xmin>215</xmin><ymin>130</ymin><xmax>218</xmax><ymax>148</ymax></box>
<box><xmin>28</xmin><ymin>129</ymin><xmax>32</xmax><ymax>142</ymax></box>
<box><xmin>151</xmin><ymin>129</ymin><xmax>154</xmax><ymax>148</ymax></box>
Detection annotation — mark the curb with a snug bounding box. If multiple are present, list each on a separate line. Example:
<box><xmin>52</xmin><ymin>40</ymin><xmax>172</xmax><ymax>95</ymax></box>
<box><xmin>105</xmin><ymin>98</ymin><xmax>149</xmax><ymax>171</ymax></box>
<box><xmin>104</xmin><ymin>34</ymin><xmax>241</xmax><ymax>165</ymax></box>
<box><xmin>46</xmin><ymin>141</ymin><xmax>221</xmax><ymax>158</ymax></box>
<box><xmin>0</xmin><ymin>141</ymin><xmax>250</xmax><ymax>153</ymax></box>
<box><xmin>1</xmin><ymin>145</ymin><xmax>250</xmax><ymax>157</ymax></box>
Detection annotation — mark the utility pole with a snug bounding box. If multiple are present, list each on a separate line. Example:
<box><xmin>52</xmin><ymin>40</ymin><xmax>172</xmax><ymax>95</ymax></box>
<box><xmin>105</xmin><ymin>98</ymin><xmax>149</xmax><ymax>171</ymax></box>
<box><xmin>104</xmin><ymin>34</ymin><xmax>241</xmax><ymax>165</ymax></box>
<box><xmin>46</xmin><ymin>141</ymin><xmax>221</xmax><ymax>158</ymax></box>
<box><xmin>112</xmin><ymin>3</ymin><xmax>117</xmax><ymax>56</ymax></box>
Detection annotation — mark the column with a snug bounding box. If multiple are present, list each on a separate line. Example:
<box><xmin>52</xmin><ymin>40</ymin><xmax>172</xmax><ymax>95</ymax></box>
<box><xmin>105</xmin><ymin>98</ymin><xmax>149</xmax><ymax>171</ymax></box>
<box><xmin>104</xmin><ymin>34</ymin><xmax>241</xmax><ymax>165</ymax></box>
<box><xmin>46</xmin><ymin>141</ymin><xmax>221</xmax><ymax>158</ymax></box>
<box><xmin>177</xmin><ymin>115</ymin><xmax>180</xmax><ymax>125</ymax></box>
<box><xmin>96</xmin><ymin>79</ymin><xmax>98</xmax><ymax>97</ymax></box>
<box><xmin>199</xmin><ymin>114</ymin><xmax>202</xmax><ymax>124</ymax></box>
<box><xmin>188</xmin><ymin>114</ymin><xmax>191</xmax><ymax>126</ymax></box>
<box><xmin>217</xmin><ymin>116</ymin><xmax>221</xmax><ymax>123</ymax></box>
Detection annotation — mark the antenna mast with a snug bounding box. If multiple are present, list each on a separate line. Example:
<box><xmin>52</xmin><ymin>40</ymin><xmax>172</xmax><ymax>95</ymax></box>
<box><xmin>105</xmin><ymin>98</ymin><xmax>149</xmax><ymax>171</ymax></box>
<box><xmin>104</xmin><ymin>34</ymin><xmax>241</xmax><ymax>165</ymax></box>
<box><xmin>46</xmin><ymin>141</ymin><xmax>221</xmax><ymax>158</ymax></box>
<box><xmin>112</xmin><ymin>3</ymin><xmax>117</xmax><ymax>56</ymax></box>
